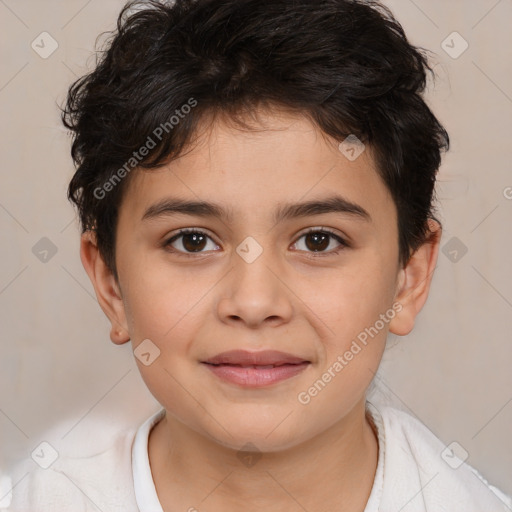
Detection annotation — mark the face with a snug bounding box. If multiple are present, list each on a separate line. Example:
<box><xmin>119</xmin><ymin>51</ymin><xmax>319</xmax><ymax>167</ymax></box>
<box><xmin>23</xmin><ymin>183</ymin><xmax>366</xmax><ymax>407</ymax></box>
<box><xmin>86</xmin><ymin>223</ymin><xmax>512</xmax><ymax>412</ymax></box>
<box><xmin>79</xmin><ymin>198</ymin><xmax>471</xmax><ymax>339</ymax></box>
<box><xmin>90</xmin><ymin>109</ymin><xmax>422</xmax><ymax>452</ymax></box>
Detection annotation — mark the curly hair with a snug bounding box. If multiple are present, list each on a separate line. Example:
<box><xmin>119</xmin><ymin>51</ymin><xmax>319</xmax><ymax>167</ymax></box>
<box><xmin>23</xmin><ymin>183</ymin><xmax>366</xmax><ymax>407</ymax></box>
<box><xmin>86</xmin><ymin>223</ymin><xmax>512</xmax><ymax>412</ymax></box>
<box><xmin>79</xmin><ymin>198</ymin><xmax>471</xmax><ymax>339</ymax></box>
<box><xmin>62</xmin><ymin>0</ymin><xmax>449</xmax><ymax>282</ymax></box>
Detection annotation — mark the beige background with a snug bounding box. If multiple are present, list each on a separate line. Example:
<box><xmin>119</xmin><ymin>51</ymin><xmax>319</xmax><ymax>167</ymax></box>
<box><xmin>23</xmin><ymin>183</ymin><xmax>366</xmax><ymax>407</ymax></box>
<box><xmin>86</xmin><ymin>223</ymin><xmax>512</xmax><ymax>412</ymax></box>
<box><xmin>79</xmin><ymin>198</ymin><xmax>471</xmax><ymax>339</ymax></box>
<box><xmin>1</xmin><ymin>0</ymin><xmax>511</xmax><ymax>500</ymax></box>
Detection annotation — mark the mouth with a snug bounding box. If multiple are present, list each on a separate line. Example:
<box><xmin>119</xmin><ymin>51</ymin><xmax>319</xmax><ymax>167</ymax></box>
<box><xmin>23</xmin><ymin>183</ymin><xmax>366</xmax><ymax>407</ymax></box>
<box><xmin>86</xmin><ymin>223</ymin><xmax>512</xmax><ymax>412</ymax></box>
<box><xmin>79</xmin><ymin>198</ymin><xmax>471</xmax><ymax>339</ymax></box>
<box><xmin>202</xmin><ymin>349</ymin><xmax>310</xmax><ymax>366</ymax></box>
<box><xmin>201</xmin><ymin>350</ymin><xmax>311</xmax><ymax>387</ymax></box>
<box><xmin>205</xmin><ymin>363</ymin><xmax>303</xmax><ymax>368</ymax></box>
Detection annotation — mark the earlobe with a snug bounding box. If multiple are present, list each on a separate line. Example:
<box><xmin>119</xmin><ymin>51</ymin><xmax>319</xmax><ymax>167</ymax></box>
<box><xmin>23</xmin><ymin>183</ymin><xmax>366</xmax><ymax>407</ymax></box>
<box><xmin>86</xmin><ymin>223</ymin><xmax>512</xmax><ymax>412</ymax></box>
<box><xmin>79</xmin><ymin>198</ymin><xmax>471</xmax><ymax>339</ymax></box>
<box><xmin>80</xmin><ymin>230</ymin><xmax>131</xmax><ymax>345</ymax></box>
<box><xmin>389</xmin><ymin>219</ymin><xmax>442</xmax><ymax>336</ymax></box>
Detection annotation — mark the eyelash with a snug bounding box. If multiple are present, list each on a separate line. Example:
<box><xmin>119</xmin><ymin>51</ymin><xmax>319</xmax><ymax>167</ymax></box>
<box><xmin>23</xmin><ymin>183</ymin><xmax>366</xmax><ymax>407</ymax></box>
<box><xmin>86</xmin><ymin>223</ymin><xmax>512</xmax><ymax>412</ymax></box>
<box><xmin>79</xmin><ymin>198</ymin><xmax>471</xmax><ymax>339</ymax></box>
<box><xmin>163</xmin><ymin>227</ymin><xmax>350</xmax><ymax>259</ymax></box>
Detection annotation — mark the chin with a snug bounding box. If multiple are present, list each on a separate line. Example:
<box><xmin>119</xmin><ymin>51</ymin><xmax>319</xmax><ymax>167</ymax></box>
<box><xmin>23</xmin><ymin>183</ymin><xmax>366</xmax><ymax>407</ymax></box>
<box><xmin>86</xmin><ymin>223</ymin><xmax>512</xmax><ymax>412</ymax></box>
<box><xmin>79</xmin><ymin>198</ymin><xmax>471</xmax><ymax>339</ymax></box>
<box><xmin>201</xmin><ymin>416</ymin><xmax>306</xmax><ymax>453</ymax></box>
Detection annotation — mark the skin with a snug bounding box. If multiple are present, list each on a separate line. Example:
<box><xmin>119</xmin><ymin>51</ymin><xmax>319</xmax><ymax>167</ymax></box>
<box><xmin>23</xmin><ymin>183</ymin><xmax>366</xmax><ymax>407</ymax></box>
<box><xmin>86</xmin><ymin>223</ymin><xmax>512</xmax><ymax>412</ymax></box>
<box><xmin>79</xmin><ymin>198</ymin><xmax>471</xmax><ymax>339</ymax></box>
<box><xmin>81</xmin><ymin>107</ymin><xmax>441</xmax><ymax>512</ymax></box>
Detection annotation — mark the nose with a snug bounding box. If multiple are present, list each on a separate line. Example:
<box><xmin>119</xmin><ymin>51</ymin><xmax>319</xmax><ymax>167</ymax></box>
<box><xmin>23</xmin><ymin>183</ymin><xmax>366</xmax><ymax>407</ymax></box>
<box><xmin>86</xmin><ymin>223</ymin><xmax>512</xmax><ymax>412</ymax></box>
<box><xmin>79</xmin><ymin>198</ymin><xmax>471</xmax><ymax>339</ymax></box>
<box><xmin>216</xmin><ymin>247</ymin><xmax>293</xmax><ymax>329</ymax></box>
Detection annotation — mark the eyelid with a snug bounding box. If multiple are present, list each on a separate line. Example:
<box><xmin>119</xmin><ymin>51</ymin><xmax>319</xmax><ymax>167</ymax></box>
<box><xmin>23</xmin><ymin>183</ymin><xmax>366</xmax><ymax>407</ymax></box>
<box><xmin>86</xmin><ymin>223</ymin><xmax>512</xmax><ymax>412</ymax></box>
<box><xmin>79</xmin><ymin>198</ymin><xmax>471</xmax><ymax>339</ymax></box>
<box><xmin>297</xmin><ymin>226</ymin><xmax>347</xmax><ymax>240</ymax></box>
<box><xmin>167</xmin><ymin>226</ymin><xmax>217</xmax><ymax>240</ymax></box>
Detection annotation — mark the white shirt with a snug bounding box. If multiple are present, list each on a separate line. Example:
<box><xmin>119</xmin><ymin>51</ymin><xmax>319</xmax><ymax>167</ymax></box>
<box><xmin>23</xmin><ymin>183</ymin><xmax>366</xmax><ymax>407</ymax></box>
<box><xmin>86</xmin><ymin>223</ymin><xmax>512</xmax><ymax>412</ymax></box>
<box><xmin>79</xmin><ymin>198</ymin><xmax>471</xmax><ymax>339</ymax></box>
<box><xmin>5</xmin><ymin>401</ymin><xmax>512</xmax><ymax>511</ymax></box>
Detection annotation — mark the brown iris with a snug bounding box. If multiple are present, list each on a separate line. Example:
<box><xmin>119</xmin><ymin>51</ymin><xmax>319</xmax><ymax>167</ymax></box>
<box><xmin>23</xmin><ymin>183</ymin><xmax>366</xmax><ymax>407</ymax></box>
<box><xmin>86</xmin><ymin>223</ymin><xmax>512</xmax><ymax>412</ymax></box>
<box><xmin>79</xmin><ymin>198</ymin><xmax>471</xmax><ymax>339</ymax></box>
<box><xmin>304</xmin><ymin>232</ymin><xmax>330</xmax><ymax>252</ymax></box>
<box><xmin>182</xmin><ymin>232</ymin><xmax>207</xmax><ymax>252</ymax></box>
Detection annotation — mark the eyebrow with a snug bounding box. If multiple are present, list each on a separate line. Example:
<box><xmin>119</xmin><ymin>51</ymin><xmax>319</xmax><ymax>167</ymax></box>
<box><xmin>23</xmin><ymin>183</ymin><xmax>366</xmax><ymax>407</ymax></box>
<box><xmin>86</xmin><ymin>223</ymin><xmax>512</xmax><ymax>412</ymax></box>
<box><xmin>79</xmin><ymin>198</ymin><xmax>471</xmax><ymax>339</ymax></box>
<box><xmin>141</xmin><ymin>194</ymin><xmax>371</xmax><ymax>224</ymax></box>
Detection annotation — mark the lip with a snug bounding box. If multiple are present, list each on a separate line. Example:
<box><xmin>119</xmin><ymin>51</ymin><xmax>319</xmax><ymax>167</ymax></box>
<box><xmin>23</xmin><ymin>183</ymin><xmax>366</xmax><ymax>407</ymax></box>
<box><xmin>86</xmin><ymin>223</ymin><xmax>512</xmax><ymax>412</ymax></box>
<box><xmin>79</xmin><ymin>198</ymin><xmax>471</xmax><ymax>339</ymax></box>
<box><xmin>201</xmin><ymin>350</ymin><xmax>311</xmax><ymax>388</ymax></box>
<box><xmin>203</xmin><ymin>349</ymin><xmax>310</xmax><ymax>366</ymax></box>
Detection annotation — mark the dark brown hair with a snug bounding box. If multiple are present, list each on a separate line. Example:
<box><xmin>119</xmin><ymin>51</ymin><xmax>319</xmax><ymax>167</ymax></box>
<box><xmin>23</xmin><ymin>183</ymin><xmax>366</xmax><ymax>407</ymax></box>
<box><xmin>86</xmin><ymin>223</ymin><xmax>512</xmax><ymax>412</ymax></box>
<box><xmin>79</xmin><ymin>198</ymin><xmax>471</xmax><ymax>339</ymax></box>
<box><xmin>62</xmin><ymin>0</ymin><xmax>449</xmax><ymax>281</ymax></box>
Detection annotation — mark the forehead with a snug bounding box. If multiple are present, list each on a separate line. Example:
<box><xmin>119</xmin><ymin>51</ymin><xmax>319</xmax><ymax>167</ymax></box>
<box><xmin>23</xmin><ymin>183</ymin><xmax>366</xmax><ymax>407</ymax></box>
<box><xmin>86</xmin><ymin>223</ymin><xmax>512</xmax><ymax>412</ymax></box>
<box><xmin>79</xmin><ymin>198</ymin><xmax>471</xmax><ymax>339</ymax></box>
<box><xmin>119</xmin><ymin>109</ymin><xmax>396</xmax><ymax>228</ymax></box>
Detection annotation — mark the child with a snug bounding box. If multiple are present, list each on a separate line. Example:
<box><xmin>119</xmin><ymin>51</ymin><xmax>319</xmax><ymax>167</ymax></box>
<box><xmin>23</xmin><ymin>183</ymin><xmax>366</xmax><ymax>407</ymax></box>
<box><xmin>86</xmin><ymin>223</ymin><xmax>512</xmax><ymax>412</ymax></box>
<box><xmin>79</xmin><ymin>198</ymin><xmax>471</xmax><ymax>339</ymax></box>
<box><xmin>7</xmin><ymin>0</ymin><xmax>512</xmax><ymax>510</ymax></box>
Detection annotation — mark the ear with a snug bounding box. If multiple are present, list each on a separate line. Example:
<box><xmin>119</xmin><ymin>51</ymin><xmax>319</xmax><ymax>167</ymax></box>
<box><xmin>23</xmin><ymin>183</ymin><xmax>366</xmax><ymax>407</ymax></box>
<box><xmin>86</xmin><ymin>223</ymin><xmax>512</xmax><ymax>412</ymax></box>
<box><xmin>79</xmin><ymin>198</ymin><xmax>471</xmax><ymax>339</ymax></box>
<box><xmin>389</xmin><ymin>218</ymin><xmax>442</xmax><ymax>336</ymax></box>
<box><xmin>80</xmin><ymin>230</ymin><xmax>130</xmax><ymax>345</ymax></box>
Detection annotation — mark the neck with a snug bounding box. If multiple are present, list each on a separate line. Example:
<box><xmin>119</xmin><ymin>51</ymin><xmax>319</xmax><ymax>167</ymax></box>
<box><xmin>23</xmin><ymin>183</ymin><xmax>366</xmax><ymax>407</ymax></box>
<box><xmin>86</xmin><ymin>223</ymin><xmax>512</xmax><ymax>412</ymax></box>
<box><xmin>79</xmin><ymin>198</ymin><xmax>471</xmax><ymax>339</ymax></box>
<box><xmin>148</xmin><ymin>398</ymin><xmax>379</xmax><ymax>512</ymax></box>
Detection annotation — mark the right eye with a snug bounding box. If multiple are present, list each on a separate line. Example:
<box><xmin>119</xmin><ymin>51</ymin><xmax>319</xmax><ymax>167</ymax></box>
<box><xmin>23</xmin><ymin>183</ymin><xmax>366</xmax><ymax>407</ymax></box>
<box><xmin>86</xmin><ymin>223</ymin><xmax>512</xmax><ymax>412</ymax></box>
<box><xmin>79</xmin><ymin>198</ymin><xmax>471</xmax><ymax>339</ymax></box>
<box><xmin>163</xmin><ymin>228</ymin><xmax>220</xmax><ymax>257</ymax></box>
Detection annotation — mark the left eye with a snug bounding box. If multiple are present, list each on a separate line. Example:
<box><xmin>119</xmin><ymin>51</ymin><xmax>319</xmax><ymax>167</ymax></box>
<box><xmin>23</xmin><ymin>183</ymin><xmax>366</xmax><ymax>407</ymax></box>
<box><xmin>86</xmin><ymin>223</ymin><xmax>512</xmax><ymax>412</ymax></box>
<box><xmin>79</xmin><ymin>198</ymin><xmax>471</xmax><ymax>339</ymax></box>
<box><xmin>164</xmin><ymin>228</ymin><xmax>348</xmax><ymax>256</ymax></box>
<box><xmin>292</xmin><ymin>228</ymin><xmax>348</xmax><ymax>255</ymax></box>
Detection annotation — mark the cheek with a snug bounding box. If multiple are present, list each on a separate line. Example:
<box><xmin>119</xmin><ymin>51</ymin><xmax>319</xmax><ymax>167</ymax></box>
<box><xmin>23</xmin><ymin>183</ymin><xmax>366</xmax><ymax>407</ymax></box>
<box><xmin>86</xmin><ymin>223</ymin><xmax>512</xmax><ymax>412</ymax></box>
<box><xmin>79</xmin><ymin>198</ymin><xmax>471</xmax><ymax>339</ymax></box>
<box><xmin>305</xmin><ymin>254</ymin><xmax>397</xmax><ymax>394</ymax></box>
<box><xmin>125</xmin><ymin>283</ymin><xmax>204</xmax><ymax>414</ymax></box>
<box><xmin>298</xmin><ymin>278</ymin><xmax>392</xmax><ymax>417</ymax></box>
<box><xmin>320</xmin><ymin>254</ymin><xmax>396</xmax><ymax>333</ymax></box>
<box><xmin>121</xmin><ymin>256</ymin><xmax>208</xmax><ymax>341</ymax></box>
<box><xmin>123</xmin><ymin>265</ymin><xmax>211</xmax><ymax>393</ymax></box>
